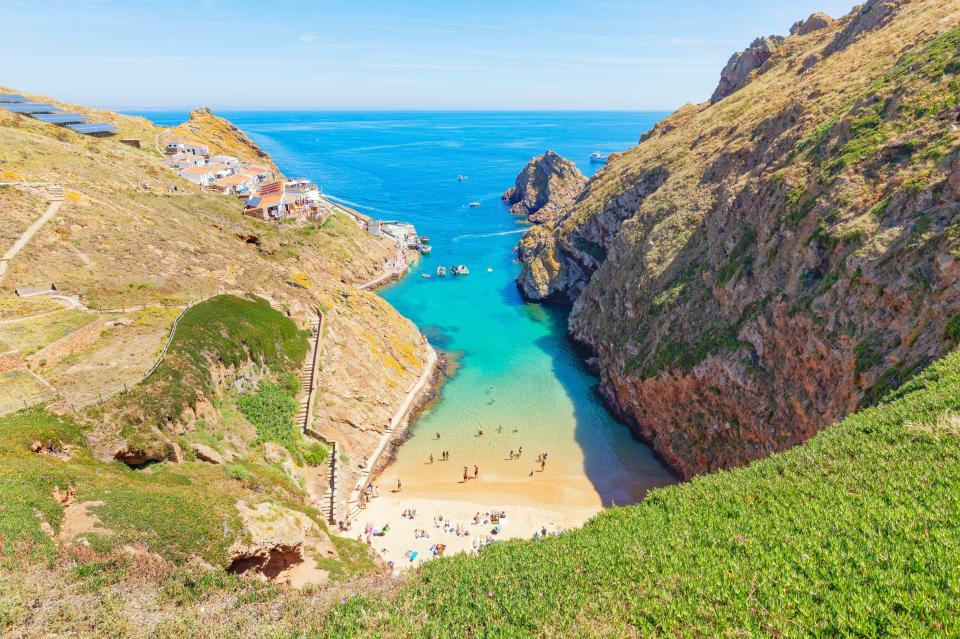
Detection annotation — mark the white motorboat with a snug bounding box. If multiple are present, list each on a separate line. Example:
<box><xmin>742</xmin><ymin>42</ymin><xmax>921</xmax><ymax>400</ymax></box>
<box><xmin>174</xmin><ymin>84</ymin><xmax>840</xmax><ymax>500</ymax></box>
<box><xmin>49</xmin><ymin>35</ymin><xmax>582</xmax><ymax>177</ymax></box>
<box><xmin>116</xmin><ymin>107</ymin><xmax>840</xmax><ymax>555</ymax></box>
<box><xmin>437</xmin><ymin>266</ymin><xmax>446</xmax><ymax>277</ymax></box>
<box><xmin>590</xmin><ymin>151</ymin><xmax>608</xmax><ymax>164</ymax></box>
<box><xmin>468</xmin><ymin>201</ymin><xmax>481</xmax><ymax>207</ymax></box>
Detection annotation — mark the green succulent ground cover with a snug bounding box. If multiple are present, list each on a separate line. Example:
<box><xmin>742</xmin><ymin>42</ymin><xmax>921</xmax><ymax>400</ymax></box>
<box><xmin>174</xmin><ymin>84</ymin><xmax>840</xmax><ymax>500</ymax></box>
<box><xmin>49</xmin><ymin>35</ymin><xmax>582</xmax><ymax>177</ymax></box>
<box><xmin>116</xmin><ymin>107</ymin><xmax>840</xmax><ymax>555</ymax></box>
<box><xmin>117</xmin><ymin>294</ymin><xmax>308</xmax><ymax>430</ymax></box>
<box><xmin>323</xmin><ymin>349</ymin><xmax>960</xmax><ymax>637</ymax></box>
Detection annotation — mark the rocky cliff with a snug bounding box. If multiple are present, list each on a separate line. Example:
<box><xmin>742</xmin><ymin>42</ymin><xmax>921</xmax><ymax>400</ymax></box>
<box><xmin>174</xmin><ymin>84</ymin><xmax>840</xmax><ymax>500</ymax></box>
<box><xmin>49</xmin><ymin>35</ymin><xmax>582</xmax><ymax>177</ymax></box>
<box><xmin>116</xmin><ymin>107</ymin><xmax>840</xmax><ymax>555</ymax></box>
<box><xmin>518</xmin><ymin>0</ymin><xmax>960</xmax><ymax>478</ymax></box>
<box><xmin>503</xmin><ymin>150</ymin><xmax>587</xmax><ymax>223</ymax></box>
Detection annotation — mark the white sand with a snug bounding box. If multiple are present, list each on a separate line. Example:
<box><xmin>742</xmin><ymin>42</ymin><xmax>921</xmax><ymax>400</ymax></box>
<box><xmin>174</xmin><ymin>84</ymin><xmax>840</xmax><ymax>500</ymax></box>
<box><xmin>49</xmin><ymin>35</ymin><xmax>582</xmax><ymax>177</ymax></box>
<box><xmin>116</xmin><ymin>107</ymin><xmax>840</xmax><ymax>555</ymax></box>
<box><xmin>336</xmin><ymin>494</ymin><xmax>598</xmax><ymax>573</ymax></box>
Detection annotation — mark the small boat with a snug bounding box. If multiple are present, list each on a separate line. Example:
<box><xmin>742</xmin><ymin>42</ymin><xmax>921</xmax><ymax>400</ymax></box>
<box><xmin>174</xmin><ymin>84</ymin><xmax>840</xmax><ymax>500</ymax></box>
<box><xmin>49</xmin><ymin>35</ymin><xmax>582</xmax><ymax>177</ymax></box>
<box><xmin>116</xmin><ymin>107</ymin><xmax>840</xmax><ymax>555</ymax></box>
<box><xmin>487</xmin><ymin>267</ymin><xmax>493</xmax><ymax>272</ymax></box>
<box><xmin>458</xmin><ymin>265</ymin><xmax>470</xmax><ymax>275</ymax></box>
<box><xmin>458</xmin><ymin>175</ymin><xmax>468</xmax><ymax>182</ymax></box>
<box><xmin>468</xmin><ymin>201</ymin><xmax>481</xmax><ymax>208</ymax></box>
<box><xmin>590</xmin><ymin>151</ymin><xmax>608</xmax><ymax>164</ymax></box>
<box><xmin>420</xmin><ymin>235</ymin><xmax>430</xmax><ymax>244</ymax></box>
<box><xmin>437</xmin><ymin>266</ymin><xmax>446</xmax><ymax>277</ymax></box>
<box><xmin>420</xmin><ymin>244</ymin><xmax>432</xmax><ymax>254</ymax></box>
<box><xmin>450</xmin><ymin>264</ymin><xmax>459</xmax><ymax>276</ymax></box>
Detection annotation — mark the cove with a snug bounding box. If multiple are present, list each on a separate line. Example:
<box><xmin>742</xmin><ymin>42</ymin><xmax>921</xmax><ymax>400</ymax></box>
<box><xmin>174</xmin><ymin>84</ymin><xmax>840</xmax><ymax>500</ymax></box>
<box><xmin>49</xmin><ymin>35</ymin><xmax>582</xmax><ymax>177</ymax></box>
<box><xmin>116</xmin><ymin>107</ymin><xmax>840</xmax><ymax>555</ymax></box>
<box><xmin>138</xmin><ymin>110</ymin><xmax>676</xmax><ymax>511</ymax></box>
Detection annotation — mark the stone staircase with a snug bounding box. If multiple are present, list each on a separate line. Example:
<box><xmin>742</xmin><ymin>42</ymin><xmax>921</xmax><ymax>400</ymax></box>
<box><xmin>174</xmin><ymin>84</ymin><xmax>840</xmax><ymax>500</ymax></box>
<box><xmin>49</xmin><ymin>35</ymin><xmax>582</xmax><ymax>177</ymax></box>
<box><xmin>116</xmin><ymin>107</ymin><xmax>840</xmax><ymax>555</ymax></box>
<box><xmin>294</xmin><ymin>316</ymin><xmax>319</xmax><ymax>429</ymax></box>
<box><xmin>296</xmin><ymin>310</ymin><xmax>341</xmax><ymax>525</ymax></box>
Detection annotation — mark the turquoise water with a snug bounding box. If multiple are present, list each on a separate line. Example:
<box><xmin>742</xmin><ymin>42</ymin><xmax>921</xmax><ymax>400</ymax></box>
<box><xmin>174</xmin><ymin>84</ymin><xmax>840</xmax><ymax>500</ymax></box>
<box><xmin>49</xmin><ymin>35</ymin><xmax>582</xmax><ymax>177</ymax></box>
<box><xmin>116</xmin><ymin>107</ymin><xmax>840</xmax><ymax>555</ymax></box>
<box><xmin>138</xmin><ymin>111</ymin><xmax>676</xmax><ymax>507</ymax></box>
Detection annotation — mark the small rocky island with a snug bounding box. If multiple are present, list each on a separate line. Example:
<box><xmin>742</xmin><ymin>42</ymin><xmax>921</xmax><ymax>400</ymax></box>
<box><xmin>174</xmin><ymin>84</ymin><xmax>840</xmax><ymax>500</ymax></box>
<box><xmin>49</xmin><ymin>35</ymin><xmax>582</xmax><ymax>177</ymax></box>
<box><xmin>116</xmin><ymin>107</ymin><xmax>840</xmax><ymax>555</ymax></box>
<box><xmin>502</xmin><ymin>150</ymin><xmax>586</xmax><ymax>224</ymax></box>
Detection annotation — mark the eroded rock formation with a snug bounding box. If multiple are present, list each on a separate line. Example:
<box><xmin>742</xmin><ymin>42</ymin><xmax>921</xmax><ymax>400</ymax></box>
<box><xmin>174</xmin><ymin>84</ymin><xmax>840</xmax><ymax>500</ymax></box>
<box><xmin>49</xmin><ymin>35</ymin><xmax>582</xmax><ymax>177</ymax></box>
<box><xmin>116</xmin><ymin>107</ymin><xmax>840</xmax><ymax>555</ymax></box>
<box><xmin>503</xmin><ymin>151</ymin><xmax>587</xmax><ymax>223</ymax></box>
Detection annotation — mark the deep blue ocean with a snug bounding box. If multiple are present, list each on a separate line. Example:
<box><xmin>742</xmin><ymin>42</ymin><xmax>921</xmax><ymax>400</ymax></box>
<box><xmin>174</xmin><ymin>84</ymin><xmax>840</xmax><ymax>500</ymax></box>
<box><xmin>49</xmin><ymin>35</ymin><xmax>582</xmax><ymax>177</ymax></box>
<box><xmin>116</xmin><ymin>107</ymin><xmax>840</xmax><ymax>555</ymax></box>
<box><xmin>135</xmin><ymin>111</ymin><xmax>676</xmax><ymax>506</ymax></box>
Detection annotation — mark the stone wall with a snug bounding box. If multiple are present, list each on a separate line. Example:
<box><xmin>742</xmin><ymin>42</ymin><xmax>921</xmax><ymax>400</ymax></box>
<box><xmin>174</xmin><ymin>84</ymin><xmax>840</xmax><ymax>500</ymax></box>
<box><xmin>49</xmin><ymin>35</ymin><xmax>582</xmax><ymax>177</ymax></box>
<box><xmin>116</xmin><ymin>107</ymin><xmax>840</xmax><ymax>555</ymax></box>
<box><xmin>28</xmin><ymin>317</ymin><xmax>107</xmax><ymax>371</ymax></box>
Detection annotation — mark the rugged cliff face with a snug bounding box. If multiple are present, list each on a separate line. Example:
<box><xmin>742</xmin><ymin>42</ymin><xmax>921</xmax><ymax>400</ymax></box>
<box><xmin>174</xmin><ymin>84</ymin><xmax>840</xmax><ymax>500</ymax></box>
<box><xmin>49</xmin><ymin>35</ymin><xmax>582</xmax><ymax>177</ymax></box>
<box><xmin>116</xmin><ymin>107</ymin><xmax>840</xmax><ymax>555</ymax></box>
<box><xmin>503</xmin><ymin>151</ymin><xmax>587</xmax><ymax>223</ymax></box>
<box><xmin>518</xmin><ymin>0</ymin><xmax>960</xmax><ymax>478</ymax></box>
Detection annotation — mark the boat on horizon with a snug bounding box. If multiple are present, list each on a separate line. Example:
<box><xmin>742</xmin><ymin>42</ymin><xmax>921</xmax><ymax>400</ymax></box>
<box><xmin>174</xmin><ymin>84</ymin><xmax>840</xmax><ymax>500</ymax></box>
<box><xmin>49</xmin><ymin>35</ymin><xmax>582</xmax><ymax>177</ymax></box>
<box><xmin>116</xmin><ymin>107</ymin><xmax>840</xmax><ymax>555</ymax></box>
<box><xmin>590</xmin><ymin>151</ymin><xmax>608</xmax><ymax>164</ymax></box>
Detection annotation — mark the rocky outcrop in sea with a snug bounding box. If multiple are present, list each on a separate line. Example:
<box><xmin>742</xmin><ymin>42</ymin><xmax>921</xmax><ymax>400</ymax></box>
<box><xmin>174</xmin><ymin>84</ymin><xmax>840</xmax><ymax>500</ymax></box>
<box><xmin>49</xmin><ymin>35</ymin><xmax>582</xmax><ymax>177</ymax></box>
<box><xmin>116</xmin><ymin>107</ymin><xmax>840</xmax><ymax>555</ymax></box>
<box><xmin>502</xmin><ymin>151</ymin><xmax>586</xmax><ymax>224</ymax></box>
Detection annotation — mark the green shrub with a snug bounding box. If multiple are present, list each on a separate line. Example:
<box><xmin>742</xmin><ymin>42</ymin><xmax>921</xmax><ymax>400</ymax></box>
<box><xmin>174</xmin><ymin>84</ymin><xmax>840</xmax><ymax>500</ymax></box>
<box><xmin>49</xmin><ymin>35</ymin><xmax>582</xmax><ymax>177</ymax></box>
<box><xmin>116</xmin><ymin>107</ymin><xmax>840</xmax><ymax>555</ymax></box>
<box><xmin>303</xmin><ymin>442</ymin><xmax>328</xmax><ymax>467</ymax></box>
<box><xmin>237</xmin><ymin>383</ymin><xmax>299</xmax><ymax>454</ymax></box>
<box><xmin>944</xmin><ymin>314</ymin><xmax>960</xmax><ymax>346</ymax></box>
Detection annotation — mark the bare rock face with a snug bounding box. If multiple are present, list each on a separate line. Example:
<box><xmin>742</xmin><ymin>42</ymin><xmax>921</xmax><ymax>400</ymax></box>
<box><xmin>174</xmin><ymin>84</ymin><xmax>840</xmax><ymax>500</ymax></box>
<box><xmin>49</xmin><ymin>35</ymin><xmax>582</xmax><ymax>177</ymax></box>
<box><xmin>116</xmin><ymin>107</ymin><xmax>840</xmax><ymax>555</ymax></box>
<box><xmin>193</xmin><ymin>443</ymin><xmax>224</xmax><ymax>465</ymax></box>
<box><xmin>503</xmin><ymin>151</ymin><xmax>586</xmax><ymax>224</ymax></box>
<box><xmin>710</xmin><ymin>35</ymin><xmax>785</xmax><ymax>103</ymax></box>
<box><xmin>228</xmin><ymin>501</ymin><xmax>337</xmax><ymax>581</ymax></box>
<box><xmin>790</xmin><ymin>12</ymin><xmax>834</xmax><ymax>36</ymax></box>
<box><xmin>949</xmin><ymin>163</ymin><xmax>960</xmax><ymax>199</ymax></box>
<box><xmin>825</xmin><ymin>0</ymin><xmax>901</xmax><ymax>56</ymax></box>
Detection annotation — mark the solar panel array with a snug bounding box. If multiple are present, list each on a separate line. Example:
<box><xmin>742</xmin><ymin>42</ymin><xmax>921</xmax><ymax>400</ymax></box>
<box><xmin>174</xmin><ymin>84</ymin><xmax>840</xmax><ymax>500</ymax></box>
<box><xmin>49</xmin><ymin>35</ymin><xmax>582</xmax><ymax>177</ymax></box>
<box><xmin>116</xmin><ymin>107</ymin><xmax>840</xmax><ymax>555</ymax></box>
<box><xmin>0</xmin><ymin>97</ymin><xmax>118</xmax><ymax>137</ymax></box>
<box><xmin>4</xmin><ymin>103</ymin><xmax>60</xmax><ymax>114</ymax></box>
<box><xmin>66</xmin><ymin>123</ymin><xmax>119</xmax><ymax>136</ymax></box>
<box><xmin>32</xmin><ymin>113</ymin><xmax>88</xmax><ymax>124</ymax></box>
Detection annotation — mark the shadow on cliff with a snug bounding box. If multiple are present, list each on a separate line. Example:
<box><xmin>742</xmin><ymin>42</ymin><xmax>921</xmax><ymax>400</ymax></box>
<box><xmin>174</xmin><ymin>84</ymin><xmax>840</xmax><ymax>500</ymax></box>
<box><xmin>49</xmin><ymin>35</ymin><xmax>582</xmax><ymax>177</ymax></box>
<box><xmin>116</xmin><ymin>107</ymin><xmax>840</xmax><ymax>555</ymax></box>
<box><xmin>528</xmin><ymin>305</ymin><xmax>677</xmax><ymax>507</ymax></box>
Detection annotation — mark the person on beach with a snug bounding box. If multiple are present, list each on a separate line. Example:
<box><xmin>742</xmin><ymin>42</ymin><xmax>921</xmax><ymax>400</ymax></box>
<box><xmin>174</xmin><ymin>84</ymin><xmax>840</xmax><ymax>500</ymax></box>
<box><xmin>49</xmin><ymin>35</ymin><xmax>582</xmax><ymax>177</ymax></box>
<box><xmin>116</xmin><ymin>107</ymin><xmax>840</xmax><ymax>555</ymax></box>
<box><xmin>509</xmin><ymin>449</ymin><xmax>514</xmax><ymax>460</ymax></box>
<box><xmin>473</xmin><ymin>465</ymin><xmax>479</xmax><ymax>479</ymax></box>
<box><xmin>436</xmin><ymin>432</ymin><xmax>441</xmax><ymax>440</ymax></box>
<box><xmin>518</xmin><ymin>447</ymin><xmax>523</xmax><ymax>458</ymax></box>
<box><xmin>478</xmin><ymin>428</ymin><xmax>484</xmax><ymax>437</ymax></box>
<box><xmin>429</xmin><ymin>453</ymin><xmax>434</xmax><ymax>464</ymax></box>
<box><xmin>541</xmin><ymin>458</ymin><xmax>546</xmax><ymax>472</ymax></box>
<box><xmin>463</xmin><ymin>468</ymin><xmax>469</xmax><ymax>483</ymax></box>
<box><xmin>397</xmin><ymin>479</ymin><xmax>402</xmax><ymax>492</ymax></box>
<box><xmin>497</xmin><ymin>425</ymin><xmax>503</xmax><ymax>434</ymax></box>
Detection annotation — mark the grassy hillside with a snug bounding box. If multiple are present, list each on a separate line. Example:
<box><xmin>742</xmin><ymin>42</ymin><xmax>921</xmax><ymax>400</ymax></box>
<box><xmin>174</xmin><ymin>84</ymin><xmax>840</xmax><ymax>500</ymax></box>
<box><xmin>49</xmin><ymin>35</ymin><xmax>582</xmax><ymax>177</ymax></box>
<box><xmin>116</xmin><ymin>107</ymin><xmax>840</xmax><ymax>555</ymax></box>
<box><xmin>5</xmin><ymin>335</ymin><xmax>956</xmax><ymax>636</ymax></box>
<box><xmin>322</xmin><ymin>347</ymin><xmax>960</xmax><ymax>637</ymax></box>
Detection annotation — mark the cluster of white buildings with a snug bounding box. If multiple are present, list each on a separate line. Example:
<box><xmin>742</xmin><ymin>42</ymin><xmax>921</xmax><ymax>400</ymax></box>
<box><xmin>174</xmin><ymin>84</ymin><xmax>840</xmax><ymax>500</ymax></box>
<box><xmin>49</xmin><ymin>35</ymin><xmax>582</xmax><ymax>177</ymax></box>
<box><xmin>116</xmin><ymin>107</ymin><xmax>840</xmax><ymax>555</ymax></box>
<box><xmin>163</xmin><ymin>140</ymin><xmax>348</xmax><ymax>226</ymax></box>
<box><xmin>165</xmin><ymin>140</ymin><xmax>273</xmax><ymax>195</ymax></box>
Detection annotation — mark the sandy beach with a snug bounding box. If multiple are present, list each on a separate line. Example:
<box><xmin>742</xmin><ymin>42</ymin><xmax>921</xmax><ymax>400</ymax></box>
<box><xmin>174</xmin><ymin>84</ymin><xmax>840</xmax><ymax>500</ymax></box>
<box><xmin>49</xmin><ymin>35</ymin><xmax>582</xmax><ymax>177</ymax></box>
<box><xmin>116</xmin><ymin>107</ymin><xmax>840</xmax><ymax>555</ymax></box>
<box><xmin>339</xmin><ymin>494</ymin><xmax>598</xmax><ymax>574</ymax></box>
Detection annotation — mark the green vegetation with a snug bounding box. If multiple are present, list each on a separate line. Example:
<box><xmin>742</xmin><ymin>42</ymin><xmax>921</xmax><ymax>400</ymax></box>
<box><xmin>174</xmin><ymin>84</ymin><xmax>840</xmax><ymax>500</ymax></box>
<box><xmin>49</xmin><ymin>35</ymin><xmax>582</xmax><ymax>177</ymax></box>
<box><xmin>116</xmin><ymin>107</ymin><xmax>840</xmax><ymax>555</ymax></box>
<box><xmin>0</xmin><ymin>409</ymin><xmax>240</xmax><ymax>564</ymax></box>
<box><xmin>118</xmin><ymin>294</ymin><xmax>308</xmax><ymax>428</ymax></box>
<box><xmin>854</xmin><ymin>334</ymin><xmax>885</xmax><ymax>376</ymax></box>
<box><xmin>945</xmin><ymin>314</ymin><xmax>960</xmax><ymax>347</ymax></box>
<box><xmin>237</xmin><ymin>382</ymin><xmax>299</xmax><ymax>454</ymax></box>
<box><xmin>715</xmin><ymin>226</ymin><xmax>756</xmax><ymax>286</ymax></box>
<box><xmin>630</xmin><ymin>321</ymin><xmax>746</xmax><ymax>377</ymax></box>
<box><xmin>324</xmin><ymin>349</ymin><xmax>960</xmax><ymax>637</ymax></box>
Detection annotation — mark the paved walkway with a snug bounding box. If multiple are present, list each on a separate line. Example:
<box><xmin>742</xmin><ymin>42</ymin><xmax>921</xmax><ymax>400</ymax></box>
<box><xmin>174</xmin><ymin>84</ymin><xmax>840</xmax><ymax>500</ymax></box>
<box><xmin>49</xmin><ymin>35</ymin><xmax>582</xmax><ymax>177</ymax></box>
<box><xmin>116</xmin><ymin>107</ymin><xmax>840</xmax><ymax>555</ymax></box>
<box><xmin>358</xmin><ymin>247</ymin><xmax>408</xmax><ymax>291</ymax></box>
<box><xmin>346</xmin><ymin>344</ymin><xmax>438</xmax><ymax>520</ymax></box>
<box><xmin>0</xmin><ymin>184</ymin><xmax>64</xmax><ymax>285</ymax></box>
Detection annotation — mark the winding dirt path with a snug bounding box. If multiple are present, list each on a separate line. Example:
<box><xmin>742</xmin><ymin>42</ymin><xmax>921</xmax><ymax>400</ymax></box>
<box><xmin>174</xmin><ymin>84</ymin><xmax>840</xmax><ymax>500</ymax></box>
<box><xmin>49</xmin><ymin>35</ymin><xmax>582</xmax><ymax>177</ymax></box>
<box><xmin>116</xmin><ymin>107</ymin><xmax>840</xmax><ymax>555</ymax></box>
<box><xmin>0</xmin><ymin>184</ymin><xmax>63</xmax><ymax>285</ymax></box>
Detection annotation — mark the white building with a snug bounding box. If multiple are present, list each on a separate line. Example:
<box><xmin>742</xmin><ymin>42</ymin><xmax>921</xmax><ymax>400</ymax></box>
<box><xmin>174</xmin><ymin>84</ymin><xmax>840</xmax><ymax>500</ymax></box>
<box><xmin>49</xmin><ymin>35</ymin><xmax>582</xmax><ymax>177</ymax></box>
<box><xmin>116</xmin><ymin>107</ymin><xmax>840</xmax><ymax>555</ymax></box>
<box><xmin>179</xmin><ymin>166</ymin><xmax>217</xmax><ymax>185</ymax></box>
<box><xmin>209</xmin><ymin>154</ymin><xmax>240</xmax><ymax>166</ymax></box>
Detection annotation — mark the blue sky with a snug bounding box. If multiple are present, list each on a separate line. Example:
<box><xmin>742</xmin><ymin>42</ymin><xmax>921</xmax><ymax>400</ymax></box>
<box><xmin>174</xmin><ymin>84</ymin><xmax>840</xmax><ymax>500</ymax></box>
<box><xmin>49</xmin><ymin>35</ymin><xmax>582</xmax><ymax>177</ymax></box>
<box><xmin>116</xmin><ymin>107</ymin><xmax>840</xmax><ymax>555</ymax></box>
<box><xmin>1</xmin><ymin>0</ymin><xmax>857</xmax><ymax>110</ymax></box>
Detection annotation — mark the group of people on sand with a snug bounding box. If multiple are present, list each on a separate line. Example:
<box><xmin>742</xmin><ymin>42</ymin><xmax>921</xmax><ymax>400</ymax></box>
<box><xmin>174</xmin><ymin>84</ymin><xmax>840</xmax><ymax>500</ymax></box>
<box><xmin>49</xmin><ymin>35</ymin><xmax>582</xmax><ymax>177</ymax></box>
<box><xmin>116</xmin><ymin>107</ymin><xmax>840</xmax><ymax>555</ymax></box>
<box><xmin>428</xmin><ymin>451</ymin><xmax>450</xmax><ymax>463</ymax></box>
<box><xmin>462</xmin><ymin>464</ymin><xmax>479</xmax><ymax>483</ymax></box>
<box><xmin>357</xmin><ymin>482</ymin><xmax>380</xmax><ymax>509</ymax></box>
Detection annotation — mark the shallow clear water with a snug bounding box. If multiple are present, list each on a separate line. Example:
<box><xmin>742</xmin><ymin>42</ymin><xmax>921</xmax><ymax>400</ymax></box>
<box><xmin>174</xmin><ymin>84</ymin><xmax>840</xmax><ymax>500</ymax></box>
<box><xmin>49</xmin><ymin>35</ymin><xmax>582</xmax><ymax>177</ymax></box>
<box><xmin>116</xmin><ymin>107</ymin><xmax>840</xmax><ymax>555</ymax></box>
<box><xmin>137</xmin><ymin>110</ymin><xmax>677</xmax><ymax>507</ymax></box>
